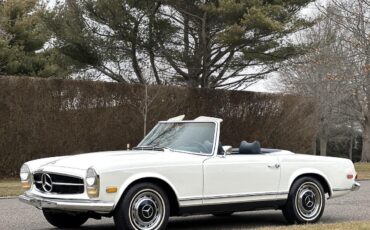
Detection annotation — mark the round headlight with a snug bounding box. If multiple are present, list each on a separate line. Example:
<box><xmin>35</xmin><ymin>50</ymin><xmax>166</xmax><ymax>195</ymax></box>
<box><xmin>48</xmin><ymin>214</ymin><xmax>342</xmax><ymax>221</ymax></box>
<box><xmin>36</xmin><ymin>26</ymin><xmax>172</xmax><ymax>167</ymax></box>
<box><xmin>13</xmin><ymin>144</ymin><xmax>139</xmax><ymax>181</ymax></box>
<box><xmin>86</xmin><ymin>168</ymin><xmax>99</xmax><ymax>198</ymax></box>
<box><xmin>86</xmin><ymin>177</ymin><xmax>96</xmax><ymax>187</ymax></box>
<box><xmin>20</xmin><ymin>164</ymin><xmax>30</xmax><ymax>181</ymax></box>
<box><xmin>86</xmin><ymin>168</ymin><xmax>98</xmax><ymax>186</ymax></box>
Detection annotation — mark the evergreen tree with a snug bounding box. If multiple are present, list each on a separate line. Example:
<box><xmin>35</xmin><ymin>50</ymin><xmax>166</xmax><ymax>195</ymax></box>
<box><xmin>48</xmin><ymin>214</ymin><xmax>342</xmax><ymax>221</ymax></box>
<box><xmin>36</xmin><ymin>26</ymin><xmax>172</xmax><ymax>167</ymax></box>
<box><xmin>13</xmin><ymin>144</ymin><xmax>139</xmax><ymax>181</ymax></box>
<box><xmin>0</xmin><ymin>0</ymin><xmax>70</xmax><ymax>77</ymax></box>
<box><xmin>48</xmin><ymin>0</ymin><xmax>315</xmax><ymax>88</ymax></box>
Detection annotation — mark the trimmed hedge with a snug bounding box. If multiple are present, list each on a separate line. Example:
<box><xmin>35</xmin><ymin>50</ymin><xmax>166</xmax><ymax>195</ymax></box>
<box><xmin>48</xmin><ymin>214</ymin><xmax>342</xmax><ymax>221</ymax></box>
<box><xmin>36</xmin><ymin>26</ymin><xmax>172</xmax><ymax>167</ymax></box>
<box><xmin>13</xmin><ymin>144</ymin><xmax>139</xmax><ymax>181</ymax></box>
<box><xmin>0</xmin><ymin>77</ymin><xmax>317</xmax><ymax>177</ymax></box>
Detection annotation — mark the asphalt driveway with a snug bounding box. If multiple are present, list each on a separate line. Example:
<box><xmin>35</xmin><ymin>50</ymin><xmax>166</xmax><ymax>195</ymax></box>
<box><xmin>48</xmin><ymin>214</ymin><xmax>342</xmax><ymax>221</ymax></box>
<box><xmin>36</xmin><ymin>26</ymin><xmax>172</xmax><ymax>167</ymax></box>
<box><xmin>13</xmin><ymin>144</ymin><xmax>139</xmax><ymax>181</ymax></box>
<box><xmin>1</xmin><ymin>181</ymin><xmax>369</xmax><ymax>230</ymax></box>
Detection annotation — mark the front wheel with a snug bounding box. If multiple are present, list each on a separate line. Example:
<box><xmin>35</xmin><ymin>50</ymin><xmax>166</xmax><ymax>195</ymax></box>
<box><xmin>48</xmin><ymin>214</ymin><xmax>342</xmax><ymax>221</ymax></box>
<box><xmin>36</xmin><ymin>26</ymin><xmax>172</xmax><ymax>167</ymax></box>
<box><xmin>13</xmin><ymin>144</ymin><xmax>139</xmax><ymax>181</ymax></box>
<box><xmin>43</xmin><ymin>209</ymin><xmax>88</xmax><ymax>228</ymax></box>
<box><xmin>114</xmin><ymin>182</ymin><xmax>170</xmax><ymax>230</ymax></box>
<box><xmin>282</xmin><ymin>177</ymin><xmax>325</xmax><ymax>224</ymax></box>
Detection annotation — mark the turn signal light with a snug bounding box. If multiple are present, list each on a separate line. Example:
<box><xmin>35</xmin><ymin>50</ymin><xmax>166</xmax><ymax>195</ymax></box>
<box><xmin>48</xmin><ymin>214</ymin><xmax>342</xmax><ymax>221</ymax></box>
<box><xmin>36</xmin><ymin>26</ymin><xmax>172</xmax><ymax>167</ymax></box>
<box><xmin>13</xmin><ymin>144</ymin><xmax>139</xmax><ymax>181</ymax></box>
<box><xmin>106</xmin><ymin>187</ymin><xmax>118</xmax><ymax>193</ymax></box>
<box><xmin>21</xmin><ymin>181</ymin><xmax>31</xmax><ymax>190</ymax></box>
<box><xmin>87</xmin><ymin>187</ymin><xmax>99</xmax><ymax>196</ymax></box>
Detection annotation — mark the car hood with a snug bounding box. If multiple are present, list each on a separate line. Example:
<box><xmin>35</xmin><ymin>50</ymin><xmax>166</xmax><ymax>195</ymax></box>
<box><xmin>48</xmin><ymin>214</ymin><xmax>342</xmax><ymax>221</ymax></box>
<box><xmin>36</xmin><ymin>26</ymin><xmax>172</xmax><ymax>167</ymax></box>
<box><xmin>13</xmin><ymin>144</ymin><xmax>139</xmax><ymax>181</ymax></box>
<box><xmin>37</xmin><ymin>150</ymin><xmax>206</xmax><ymax>172</ymax></box>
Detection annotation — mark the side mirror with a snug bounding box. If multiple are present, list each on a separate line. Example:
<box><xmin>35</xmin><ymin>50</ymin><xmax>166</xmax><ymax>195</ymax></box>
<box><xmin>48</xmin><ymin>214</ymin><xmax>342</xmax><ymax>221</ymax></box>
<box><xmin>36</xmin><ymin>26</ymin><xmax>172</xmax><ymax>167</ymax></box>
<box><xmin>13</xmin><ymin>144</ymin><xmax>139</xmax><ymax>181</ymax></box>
<box><xmin>222</xmin><ymin>146</ymin><xmax>233</xmax><ymax>156</ymax></box>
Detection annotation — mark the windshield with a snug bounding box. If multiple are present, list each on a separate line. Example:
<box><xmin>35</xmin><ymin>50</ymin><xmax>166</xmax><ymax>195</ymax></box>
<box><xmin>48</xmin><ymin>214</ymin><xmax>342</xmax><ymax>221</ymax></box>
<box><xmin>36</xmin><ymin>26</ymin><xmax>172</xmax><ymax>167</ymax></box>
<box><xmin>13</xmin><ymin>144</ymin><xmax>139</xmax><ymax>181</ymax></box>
<box><xmin>137</xmin><ymin>122</ymin><xmax>216</xmax><ymax>154</ymax></box>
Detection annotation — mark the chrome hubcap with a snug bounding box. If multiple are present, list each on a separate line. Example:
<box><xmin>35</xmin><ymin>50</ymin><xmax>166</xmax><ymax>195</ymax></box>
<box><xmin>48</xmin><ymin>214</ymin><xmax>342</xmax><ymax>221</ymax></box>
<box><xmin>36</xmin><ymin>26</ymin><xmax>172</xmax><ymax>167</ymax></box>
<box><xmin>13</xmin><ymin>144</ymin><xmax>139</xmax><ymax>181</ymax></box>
<box><xmin>295</xmin><ymin>182</ymin><xmax>323</xmax><ymax>221</ymax></box>
<box><xmin>129</xmin><ymin>189</ymin><xmax>165</xmax><ymax>230</ymax></box>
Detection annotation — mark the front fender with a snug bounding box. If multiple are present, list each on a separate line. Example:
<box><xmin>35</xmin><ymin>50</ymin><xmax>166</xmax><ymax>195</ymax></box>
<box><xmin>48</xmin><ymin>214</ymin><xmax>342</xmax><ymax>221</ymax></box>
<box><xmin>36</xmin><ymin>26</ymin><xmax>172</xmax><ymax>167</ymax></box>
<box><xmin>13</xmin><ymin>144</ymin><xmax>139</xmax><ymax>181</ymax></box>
<box><xmin>113</xmin><ymin>172</ymin><xmax>180</xmax><ymax>207</ymax></box>
<box><xmin>288</xmin><ymin>168</ymin><xmax>333</xmax><ymax>196</ymax></box>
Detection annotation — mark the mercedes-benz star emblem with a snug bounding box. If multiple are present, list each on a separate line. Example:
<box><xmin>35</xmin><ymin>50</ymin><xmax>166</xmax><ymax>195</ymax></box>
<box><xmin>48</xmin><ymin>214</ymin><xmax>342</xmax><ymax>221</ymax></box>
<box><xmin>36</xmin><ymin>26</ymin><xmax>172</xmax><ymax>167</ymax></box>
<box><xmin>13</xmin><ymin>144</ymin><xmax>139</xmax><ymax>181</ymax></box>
<box><xmin>142</xmin><ymin>205</ymin><xmax>154</xmax><ymax>219</ymax></box>
<box><xmin>305</xmin><ymin>195</ymin><xmax>314</xmax><ymax>208</ymax></box>
<box><xmin>41</xmin><ymin>173</ymin><xmax>53</xmax><ymax>192</ymax></box>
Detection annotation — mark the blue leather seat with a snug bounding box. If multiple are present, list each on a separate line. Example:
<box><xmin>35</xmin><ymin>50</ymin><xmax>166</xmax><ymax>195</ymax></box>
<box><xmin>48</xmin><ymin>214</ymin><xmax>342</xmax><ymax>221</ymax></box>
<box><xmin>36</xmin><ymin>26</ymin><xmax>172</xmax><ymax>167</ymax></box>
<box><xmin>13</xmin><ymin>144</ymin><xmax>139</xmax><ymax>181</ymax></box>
<box><xmin>238</xmin><ymin>141</ymin><xmax>261</xmax><ymax>154</ymax></box>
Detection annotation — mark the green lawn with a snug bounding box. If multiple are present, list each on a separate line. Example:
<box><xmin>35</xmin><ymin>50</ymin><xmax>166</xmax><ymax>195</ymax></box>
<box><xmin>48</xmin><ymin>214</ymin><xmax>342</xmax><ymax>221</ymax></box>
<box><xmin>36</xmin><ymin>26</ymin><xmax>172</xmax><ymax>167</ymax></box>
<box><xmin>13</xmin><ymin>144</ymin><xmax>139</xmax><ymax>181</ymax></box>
<box><xmin>355</xmin><ymin>163</ymin><xmax>370</xmax><ymax>180</ymax></box>
<box><xmin>0</xmin><ymin>179</ymin><xmax>22</xmax><ymax>197</ymax></box>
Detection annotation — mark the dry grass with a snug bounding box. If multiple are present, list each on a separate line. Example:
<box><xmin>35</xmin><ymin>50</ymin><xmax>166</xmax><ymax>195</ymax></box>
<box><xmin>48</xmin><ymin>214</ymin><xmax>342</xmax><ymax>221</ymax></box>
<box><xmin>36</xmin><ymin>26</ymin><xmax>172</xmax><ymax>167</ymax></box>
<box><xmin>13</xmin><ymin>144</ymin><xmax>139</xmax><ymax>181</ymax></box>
<box><xmin>355</xmin><ymin>163</ymin><xmax>370</xmax><ymax>180</ymax></box>
<box><xmin>264</xmin><ymin>221</ymin><xmax>370</xmax><ymax>230</ymax></box>
<box><xmin>0</xmin><ymin>179</ymin><xmax>22</xmax><ymax>197</ymax></box>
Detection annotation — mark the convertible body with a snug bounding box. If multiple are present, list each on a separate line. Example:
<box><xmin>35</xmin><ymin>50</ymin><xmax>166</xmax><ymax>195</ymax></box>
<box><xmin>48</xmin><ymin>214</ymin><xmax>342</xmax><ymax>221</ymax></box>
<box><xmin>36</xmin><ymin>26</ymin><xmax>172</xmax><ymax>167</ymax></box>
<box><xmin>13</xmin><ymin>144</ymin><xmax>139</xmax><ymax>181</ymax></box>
<box><xmin>19</xmin><ymin>116</ymin><xmax>360</xmax><ymax>229</ymax></box>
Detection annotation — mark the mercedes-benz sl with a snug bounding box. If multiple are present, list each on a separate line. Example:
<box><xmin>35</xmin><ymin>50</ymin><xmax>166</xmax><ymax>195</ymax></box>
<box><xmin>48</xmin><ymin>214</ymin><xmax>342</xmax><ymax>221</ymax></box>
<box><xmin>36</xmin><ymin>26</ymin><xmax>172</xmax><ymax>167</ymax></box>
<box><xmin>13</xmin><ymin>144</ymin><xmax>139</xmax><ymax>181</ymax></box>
<box><xmin>19</xmin><ymin>115</ymin><xmax>360</xmax><ymax>230</ymax></box>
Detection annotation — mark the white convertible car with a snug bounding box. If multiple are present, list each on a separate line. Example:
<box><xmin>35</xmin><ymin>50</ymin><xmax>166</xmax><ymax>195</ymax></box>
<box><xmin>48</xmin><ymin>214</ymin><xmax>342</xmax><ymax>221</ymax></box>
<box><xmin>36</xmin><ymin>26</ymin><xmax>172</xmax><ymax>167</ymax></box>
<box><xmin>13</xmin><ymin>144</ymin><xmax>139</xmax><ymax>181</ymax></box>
<box><xmin>19</xmin><ymin>116</ymin><xmax>360</xmax><ymax>230</ymax></box>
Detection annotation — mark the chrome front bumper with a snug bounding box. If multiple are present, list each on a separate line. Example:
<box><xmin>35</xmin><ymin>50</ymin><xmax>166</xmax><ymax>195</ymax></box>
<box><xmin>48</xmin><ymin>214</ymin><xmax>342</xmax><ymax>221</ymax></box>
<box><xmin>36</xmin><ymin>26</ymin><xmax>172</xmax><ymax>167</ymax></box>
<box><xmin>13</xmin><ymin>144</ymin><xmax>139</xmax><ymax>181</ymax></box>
<box><xmin>19</xmin><ymin>193</ymin><xmax>114</xmax><ymax>214</ymax></box>
<box><xmin>351</xmin><ymin>182</ymin><xmax>361</xmax><ymax>191</ymax></box>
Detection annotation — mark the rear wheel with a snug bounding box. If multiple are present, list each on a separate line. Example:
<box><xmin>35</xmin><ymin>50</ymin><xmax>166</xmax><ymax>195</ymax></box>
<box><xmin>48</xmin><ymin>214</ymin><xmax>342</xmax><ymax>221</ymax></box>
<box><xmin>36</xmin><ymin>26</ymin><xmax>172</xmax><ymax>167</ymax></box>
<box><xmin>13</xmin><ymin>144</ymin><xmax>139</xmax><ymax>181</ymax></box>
<box><xmin>114</xmin><ymin>182</ymin><xmax>170</xmax><ymax>230</ymax></box>
<box><xmin>282</xmin><ymin>177</ymin><xmax>325</xmax><ymax>224</ymax></box>
<box><xmin>43</xmin><ymin>209</ymin><xmax>88</xmax><ymax>228</ymax></box>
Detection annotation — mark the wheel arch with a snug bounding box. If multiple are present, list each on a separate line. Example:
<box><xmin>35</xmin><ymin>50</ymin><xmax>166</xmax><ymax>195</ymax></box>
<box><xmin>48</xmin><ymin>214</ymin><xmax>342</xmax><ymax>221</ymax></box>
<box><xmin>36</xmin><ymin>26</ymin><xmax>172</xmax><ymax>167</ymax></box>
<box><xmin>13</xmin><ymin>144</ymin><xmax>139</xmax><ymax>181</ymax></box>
<box><xmin>114</xmin><ymin>174</ymin><xmax>180</xmax><ymax>216</ymax></box>
<box><xmin>288</xmin><ymin>169</ymin><xmax>332</xmax><ymax>197</ymax></box>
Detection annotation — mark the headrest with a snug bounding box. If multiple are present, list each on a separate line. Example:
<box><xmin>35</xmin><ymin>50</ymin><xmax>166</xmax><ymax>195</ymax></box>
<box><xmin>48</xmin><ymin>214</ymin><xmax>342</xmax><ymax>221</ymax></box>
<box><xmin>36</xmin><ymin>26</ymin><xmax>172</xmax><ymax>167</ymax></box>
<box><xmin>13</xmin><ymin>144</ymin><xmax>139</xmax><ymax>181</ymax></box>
<box><xmin>239</xmin><ymin>141</ymin><xmax>261</xmax><ymax>155</ymax></box>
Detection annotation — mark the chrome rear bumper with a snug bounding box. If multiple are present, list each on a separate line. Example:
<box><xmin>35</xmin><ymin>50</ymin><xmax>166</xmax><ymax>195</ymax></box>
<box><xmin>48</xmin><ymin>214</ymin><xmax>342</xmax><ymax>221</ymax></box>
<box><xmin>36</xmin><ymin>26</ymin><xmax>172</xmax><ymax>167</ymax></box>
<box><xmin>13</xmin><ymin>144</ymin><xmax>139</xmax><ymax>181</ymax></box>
<box><xmin>351</xmin><ymin>182</ymin><xmax>361</xmax><ymax>191</ymax></box>
<box><xmin>19</xmin><ymin>193</ymin><xmax>114</xmax><ymax>214</ymax></box>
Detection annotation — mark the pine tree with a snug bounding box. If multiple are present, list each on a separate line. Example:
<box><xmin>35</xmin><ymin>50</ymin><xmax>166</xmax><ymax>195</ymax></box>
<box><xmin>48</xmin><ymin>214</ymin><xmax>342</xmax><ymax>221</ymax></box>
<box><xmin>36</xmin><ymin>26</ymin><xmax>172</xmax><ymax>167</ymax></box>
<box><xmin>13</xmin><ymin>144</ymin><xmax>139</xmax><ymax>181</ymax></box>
<box><xmin>48</xmin><ymin>0</ymin><xmax>315</xmax><ymax>87</ymax></box>
<box><xmin>0</xmin><ymin>0</ymin><xmax>70</xmax><ymax>77</ymax></box>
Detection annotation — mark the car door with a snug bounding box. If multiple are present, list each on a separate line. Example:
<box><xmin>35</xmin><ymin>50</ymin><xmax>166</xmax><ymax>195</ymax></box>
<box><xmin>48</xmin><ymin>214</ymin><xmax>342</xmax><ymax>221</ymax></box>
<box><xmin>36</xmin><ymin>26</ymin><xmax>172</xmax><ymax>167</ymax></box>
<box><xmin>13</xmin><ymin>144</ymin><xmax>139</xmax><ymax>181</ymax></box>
<box><xmin>202</xmin><ymin>154</ymin><xmax>281</xmax><ymax>205</ymax></box>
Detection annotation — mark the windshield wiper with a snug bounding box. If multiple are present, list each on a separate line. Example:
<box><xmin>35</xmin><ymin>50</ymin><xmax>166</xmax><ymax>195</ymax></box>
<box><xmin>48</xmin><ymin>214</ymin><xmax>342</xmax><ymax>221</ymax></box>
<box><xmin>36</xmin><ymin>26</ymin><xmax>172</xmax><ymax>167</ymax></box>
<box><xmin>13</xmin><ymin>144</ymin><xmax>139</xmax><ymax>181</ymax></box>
<box><xmin>133</xmin><ymin>146</ymin><xmax>173</xmax><ymax>152</ymax></box>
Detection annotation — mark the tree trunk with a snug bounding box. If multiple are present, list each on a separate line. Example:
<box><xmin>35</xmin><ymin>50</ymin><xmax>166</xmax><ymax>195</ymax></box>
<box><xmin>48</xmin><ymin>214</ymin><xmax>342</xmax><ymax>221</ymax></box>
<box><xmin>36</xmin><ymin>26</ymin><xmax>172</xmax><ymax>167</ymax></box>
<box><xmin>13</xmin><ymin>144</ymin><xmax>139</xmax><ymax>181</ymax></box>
<box><xmin>348</xmin><ymin>136</ymin><xmax>353</xmax><ymax>161</ymax></box>
<box><xmin>131</xmin><ymin>22</ymin><xmax>145</xmax><ymax>84</ymax></box>
<box><xmin>143</xmin><ymin>85</ymin><xmax>148</xmax><ymax>138</ymax></box>
<box><xmin>148</xmin><ymin>11</ymin><xmax>161</xmax><ymax>85</ymax></box>
<box><xmin>319</xmin><ymin>134</ymin><xmax>328</xmax><ymax>156</ymax></box>
<box><xmin>319</xmin><ymin>126</ymin><xmax>328</xmax><ymax>156</ymax></box>
<box><xmin>312</xmin><ymin>138</ymin><xmax>317</xmax><ymax>155</ymax></box>
<box><xmin>361</xmin><ymin>117</ymin><xmax>370</xmax><ymax>162</ymax></box>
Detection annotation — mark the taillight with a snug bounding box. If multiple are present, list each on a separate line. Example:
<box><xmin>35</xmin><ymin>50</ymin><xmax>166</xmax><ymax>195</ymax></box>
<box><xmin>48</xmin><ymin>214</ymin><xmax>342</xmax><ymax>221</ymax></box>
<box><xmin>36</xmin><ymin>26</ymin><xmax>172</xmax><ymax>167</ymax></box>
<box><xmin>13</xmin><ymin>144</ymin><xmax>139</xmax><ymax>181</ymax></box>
<box><xmin>347</xmin><ymin>174</ymin><xmax>354</xmax><ymax>179</ymax></box>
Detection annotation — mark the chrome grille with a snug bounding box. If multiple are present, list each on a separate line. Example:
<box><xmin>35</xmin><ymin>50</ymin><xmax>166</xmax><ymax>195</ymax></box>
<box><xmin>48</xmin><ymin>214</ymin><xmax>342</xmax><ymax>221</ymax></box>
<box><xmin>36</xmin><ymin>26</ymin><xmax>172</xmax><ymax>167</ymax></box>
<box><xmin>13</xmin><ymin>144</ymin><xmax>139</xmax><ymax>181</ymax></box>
<box><xmin>33</xmin><ymin>172</ymin><xmax>84</xmax><ymax>194</ymax></box>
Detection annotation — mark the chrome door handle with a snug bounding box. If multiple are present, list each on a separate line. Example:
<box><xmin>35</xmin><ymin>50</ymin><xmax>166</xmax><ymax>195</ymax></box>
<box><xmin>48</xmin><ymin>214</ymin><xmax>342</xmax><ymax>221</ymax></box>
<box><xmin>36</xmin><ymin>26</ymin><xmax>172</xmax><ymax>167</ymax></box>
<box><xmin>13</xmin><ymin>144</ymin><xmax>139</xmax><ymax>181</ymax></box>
<box><xmin>268</xmin><ymin>163</ymin><xmax>280</xmax><ymax>169</ymax></box>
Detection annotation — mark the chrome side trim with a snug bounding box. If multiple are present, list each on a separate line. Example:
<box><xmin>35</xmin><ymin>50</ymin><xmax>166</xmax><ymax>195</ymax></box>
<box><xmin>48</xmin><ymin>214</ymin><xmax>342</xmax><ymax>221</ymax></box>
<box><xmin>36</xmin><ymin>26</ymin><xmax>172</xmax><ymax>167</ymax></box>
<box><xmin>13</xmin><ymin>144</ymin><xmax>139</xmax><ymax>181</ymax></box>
<box><xmin>179</xmin><ymin>191</ymin><xmax>289</xmax><ymax>202</ymax></box>
<box><xmin>332</xmin><ymin>188</ymin><xmax>351</xmax><ymax>192</ymax></box>
<box><xmin>179</xmin><ymin>197</ymin><xmax>202</xmax><ymax>202</ymax></box>
<box><xmin>19</xmin><ymin>193</ymin><xmax>114</xmax><ymax>214</ymax></box>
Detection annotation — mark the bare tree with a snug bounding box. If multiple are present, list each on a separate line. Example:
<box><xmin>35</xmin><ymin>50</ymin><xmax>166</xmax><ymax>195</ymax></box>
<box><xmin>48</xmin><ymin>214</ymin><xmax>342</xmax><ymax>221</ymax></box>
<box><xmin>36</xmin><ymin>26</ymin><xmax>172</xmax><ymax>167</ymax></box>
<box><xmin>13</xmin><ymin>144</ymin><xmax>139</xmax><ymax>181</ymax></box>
<box><xmin>123</xmin><ymin>85</ymin><xmax>160</xmax><ymax>138</ymax></box>
<box><xmin>322</xmin><ymin>0</ymin><xmax>370</xmax><ymax>161</ymax></box>
<box><xmin>281</xmin><ymin>0</ymin><xmax>370</xmax><ymax>161</ymax></box>
<box><xmin>279</xmin><ymin>7</ymin><xmax>356</xmax><ymax>156</ymax></box>
<box><xmin>124</xmin><ymin>82</ymin><xmax>186</xmax><ymax>138</ymax></box>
